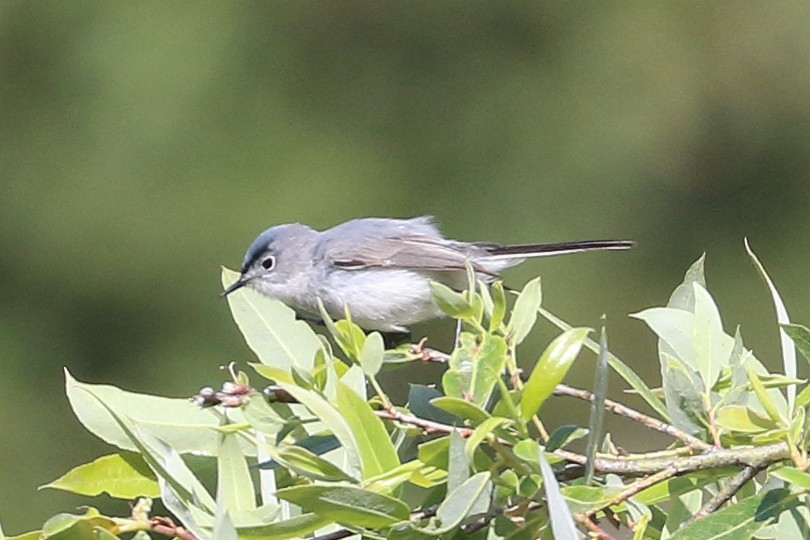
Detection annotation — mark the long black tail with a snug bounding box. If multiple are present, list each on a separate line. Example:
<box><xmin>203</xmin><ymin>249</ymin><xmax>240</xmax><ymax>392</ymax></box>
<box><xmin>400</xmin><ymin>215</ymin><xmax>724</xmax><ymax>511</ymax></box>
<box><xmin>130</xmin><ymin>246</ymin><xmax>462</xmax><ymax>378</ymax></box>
<box><xmin>483</xmin><ymin>239</ymin><xmax>634</xmax><ymax>259</ymax></box>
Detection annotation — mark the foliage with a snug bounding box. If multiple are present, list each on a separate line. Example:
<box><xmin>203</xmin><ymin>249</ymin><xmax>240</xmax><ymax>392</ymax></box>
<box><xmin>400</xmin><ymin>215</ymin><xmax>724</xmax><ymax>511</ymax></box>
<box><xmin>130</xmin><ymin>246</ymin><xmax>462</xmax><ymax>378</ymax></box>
<box><xmin>5</xmin><ymin>246</ymin><xmax>810</xmax><ymax>539</ymax></box>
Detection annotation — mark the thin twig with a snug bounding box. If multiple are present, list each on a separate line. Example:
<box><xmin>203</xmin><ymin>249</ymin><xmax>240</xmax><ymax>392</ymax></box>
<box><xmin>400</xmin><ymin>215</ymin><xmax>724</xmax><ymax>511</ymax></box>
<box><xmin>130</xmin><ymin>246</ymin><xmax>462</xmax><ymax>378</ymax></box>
<box><xmin>685</xmin><ymin>465</ymin><xmax>762</xmax><ymax>525</ymax></box>
<box><xmin>554</xmin><ymin>384</ymin><xmax>711</xmax><ymax>452</ymax></box>
<box><xmin>586</xmin><ymin>466</ymin><xmax>679</xmax><ymax>518</ymax></box>
<box><xmin>573</xmin><ymin>513</ymin><xmax>618</xmax><ymax>540</ymax></box>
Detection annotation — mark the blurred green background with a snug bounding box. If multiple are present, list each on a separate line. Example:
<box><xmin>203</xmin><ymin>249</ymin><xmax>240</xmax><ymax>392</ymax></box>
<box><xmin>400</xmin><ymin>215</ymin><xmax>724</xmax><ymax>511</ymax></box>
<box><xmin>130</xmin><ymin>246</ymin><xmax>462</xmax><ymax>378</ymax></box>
<box><xmin>2</xmin><ymin>1</ymin><xmax>810</xmax><ymax>532</ymax></box>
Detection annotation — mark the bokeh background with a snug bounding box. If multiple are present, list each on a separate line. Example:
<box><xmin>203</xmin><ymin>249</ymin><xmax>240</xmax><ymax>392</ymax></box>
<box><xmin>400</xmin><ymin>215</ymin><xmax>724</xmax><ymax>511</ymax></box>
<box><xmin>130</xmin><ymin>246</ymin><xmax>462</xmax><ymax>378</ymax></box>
<box><xmin>2</xmin><ymin>1</ymin><xmax>810</xmax><ymax>533</ymax></box>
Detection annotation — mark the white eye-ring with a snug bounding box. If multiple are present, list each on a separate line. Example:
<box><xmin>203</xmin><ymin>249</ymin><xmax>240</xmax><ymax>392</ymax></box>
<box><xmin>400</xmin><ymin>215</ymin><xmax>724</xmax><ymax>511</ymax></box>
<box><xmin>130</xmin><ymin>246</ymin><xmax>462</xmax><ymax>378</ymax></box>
<box><xmin>261</xmin><ymin>255</ymin><xmax>276</xmax><ymax>270</ymax></box>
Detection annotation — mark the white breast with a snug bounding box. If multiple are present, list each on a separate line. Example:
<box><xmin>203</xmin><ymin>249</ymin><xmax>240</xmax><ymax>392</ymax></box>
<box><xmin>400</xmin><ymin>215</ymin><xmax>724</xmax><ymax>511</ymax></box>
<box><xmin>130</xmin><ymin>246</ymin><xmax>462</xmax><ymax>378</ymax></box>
<box><xmin>317</xmin><ymin>268</ymin><xmax>443</xmax><ymax>332</ymax></box>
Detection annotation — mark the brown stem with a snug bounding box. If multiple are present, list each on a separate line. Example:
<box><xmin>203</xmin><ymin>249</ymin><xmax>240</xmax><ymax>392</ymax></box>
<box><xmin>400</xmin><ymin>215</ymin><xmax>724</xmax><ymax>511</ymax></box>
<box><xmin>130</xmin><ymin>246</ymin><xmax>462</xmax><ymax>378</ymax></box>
<box><xmin>553</xmin><ymin>383</ymin><xmax>711</xmax><ymax>452</ymax></box>
<box><xmin>685</xmin><ymin>465</ymin><xmax>762</xmax><ymax>525</ymax></box>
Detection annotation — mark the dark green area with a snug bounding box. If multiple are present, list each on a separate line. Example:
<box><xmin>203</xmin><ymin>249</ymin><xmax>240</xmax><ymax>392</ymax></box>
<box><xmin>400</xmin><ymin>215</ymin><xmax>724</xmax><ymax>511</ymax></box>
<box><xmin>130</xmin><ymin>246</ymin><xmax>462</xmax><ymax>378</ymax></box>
<box><xmin>2</xmin><ymin>1</ymin><xmax>809</xmax><ymax>533</ymax></box>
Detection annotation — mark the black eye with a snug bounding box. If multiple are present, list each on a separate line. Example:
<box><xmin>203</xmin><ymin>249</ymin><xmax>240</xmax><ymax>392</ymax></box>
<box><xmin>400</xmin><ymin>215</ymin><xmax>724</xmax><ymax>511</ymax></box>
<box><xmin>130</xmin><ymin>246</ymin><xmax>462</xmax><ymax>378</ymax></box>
<box><xmin>261</xmin><ymin>256</ymin><xmax>275</xmax><ymax>270</ymax></box>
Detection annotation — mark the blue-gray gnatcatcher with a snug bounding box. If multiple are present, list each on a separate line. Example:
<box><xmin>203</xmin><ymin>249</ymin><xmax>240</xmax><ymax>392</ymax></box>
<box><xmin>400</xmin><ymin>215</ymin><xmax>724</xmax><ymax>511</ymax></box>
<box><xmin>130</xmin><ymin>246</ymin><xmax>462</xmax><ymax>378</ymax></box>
<box><xmin>222</xmin><ymin>217</ymin><xmax>633</xmax><ymax>332</ymax></box>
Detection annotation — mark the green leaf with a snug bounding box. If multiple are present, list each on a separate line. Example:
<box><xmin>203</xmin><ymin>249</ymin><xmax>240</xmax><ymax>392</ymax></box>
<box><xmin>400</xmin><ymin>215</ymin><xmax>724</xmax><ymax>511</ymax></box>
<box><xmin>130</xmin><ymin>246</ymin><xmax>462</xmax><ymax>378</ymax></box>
<box><xmin>39</xmin><ymin>508</ymin><xmax>117</xmax><ymax>539</ymax></box>
<box><xmin>693</xmin><ymin>282</ymin><xmax>733</xmax><ymax>390</ymax></box>
<box><xmin>429</xmin><ymin>281</ymin><xmax>474</xmax><ymax>319</ymax></box>
<box><xmin>6</xmin><ymin>532</ymin><xmax>40</xmax><ymax>540</ymax></box>
<box><xmin>585</xmin><ymin>324</ymin><xmax>609</xmax><ymax>484</ymax></box>
<box><xmin>508</xmin><ymin>277</ymin><xmax>542</xmax><ymax>346</ymax></box>
<box><xmin>782</xmin><ymin>323</ymin><xmax>810</xmax><ymax>364</ymax></box>
<box><xmin>634</xmin><ymin>469</ymin><xmax>737</xmax><ymax>506</ymax></box>
<box><xmin>443</xmin><ymin>333</ymin><xmax>508</xmax><ymax>407</ymax></box>
<box><xmin>65</xmin><ymin>369</ymin><xmax>252</xmax><ymax>456</ymax></box>
<box><xmin>277</xmin><ymin>485</ymin><xmax>410</xmax><ymax>529</ymax></box>
<box><xmin>237</xmin><ymin>513</ymin><xmax>330</xmax><ymax>540</ymax></box>
<box><xmin>435</xmin><ymin>472</ymin><xmax>492</xmax><ymax>531</ymax></box>
<box><xmin>540</xmin><ymin>307</ymin><xmax>668</xmax><ymax>419</ymax></box>
<box><xmin>408</xmin><ymin>385</ymin><xmax>459</xmax><ymax>425</ymax></box>
<box><xmin>669</xmin><ymin>488</ymin><xmax>800</xmax><ymax>540</ymax></box>
<box><xmin>447</xmin><ymin>430</ymin><xmax>469</xmax><ymax>492</ymax></box>
<box><xmin>335</xmin><ymin>381</ymin><xmax>399</xmax><ymax>478</ymax></box>
<box><xmin>747</xmin><ymin>368</ymin><xmax>787</xmax><ymax>427</ymax></box>
<box><xmin>661</xmin><ymin>353</ymin><xmax>707</xmax><ymax>435</ymax></box>
<box><xmin>222</xmin><ymin>267</ymin><xmax>322</xmax><ymax>370</ymax></box>
<box><xmin>465</xmin><ymin>417</ymin><xmax>512</xmax><ymax>461</ymax></box>
<box><xmin>561</xmin><ymin>484</ymin><xmax>620</xmax><ymax>514</ymax></box>
<box><xmin>42</xmin><ymin>452</ymin><xmax>159</xmax><ymax>498</ymax></box>
<box><xmin>545</xmin><ymin>425</ymin><xmax>588</xmax><ymax>452</ymax></box>
<box><xmin>275</xmin><ymin>446</ymin><xmax>356</xmax><ymax>482</ymax></box>
<box><xmin>360</xmin><ymin>331</ymin><xmax>385</xmax><ymax>376</ymax></box>
<box><xmin>74</xmin><ymin>385</ymin><xmax>216</xmax><ymax>522</ymax></box>
<box><xmin>746</xmin><ymin>240</ymin><xmax>797</xmax><ymax>411</ymax></box>
<box><xmin>797</xmin><ymin>383</ymin><xmax>810</xmax><ymax>408</ymax></box>
<box><xmin>213</xmin><ymin>505</ymin><xmax>239</xmax><ymax>540</ymax></box>
<box><xmin>715</xmin><ymin>405</ymin><xmax>775</xmax><ymax>433</ymax></box>
<box><xmin>668</xmin><ymin>254</ymin><xmax>707</xmax><ymax>311</ymax></box>
<box><xmin>278</xmin><ymin>384</ymin><xmax>363</xmax><ymax>478</ymax></box>
<box><xmin>490</xmin><ymin>281</ymin><xmax>507</xmax><ymax>332</ymax></box>
<box><xmin>770</xmin><ymin>466</ymin><xmax>810</xmax><ymax>490</ymax></box>
<box><xmin>520</xmin><ymin>328</ymin><xmax>590</xmax><ymax>421</ymax></box>
<box><xmin>217</xmin><ymin>428</ymin><xmax>256</xmax><ymax>512</ymax></box>
<box><xmin>512</xmin><ymin>439</ymin><xmax>541</xmax><ymax>467</ymax></box>
<box><xmin>430</xmin><ymin>396</ymin><xmax>491</xmax><ymax>425</ymax></box>
<box><xmin>539</xmin><ymin>452</ymin><xmax>579</xmax><ymax>540</ymax></box>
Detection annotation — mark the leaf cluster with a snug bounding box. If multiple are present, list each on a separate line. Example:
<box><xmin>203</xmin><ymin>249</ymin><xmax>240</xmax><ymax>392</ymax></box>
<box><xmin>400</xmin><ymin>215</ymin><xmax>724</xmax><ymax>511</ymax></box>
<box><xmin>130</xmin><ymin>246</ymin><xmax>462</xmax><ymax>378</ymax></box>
<box><xmin>5</xmin><ymin>248</ymin><xmax>810</xmax><ymax>540</ymax></box>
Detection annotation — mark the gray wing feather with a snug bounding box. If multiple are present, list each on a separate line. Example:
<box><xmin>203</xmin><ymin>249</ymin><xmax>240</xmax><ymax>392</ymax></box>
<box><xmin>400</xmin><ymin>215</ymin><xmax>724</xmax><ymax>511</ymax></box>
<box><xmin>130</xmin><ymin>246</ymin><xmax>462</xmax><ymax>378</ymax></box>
<box><xmin>316</xmin><ymin>217</ymin><xmax>491</xmax><ymax>273</ymax></box>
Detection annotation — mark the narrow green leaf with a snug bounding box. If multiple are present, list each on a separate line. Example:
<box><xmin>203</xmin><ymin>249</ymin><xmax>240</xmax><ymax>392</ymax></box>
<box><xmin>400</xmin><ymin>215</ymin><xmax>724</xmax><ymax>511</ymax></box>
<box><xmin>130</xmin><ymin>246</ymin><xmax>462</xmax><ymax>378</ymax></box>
<box><xmin>448</xmin><ymin>430</ymin><xmax>469</xmax><ymax>493</ymax></box>
<box><xmin>668</xmin><ymin>254</ymin><xmax>707</xmax><ymax>310</ymax></box>
<box><xmin>276</xmin><ymin>446</ymin><xmax>355</xmax><ymax>482</ymax></box>
<box><xmin>277</xmin><ymin>485</ymin><xmax>410</xmax><ymax>528</ymax></box>
<box><xmin>771</xmin><ymin>466</ymin><xmax>810</xmax><ymax>490</ymax></box>
<box><xmin>430</xmin><ymin>396</ymin><xmax>491</xmax><ymax>425</ymax></box>
<box><xmin>279</xmin><ymin>384</ymin><xmax>363</xmax><ymax>478</ymax></box>
<box><xmin>715</xmin><ymin>405</ymin><xmax>775</xmax><ymax>433</ymax></box>
<box><xmin>545</xmin><ymin>425</ymin><xmax>588</xmax><ymax>452</ymax></box>
<box><xmin>508</xmin><ymin>277</ymin><xmax>542</xmax><ymax>346</ymax></box>
<box><xmin>6</xmin><ymin>532</ymin><xmax>40</xmax><ymax>540</ymax></box>
<box><xmin>249</xmin><ymin>363</ymin><xmax>294</xmax><ymax>384</ymax></box>
<box><xmin>796</xmin><ymin>383</ymin><xmax>810</xmax><ymax>408</ymax></box>
<box><xmin>435</xmin><ymin>472</ymin><xmax>492</xmax><ymax>531</ymax></box>
<box><xmin>360</xmin><ymin>332</ymin><xmax>385</xmax><ymax>376</ymax></box>
<box><xmin>65</xmin><ymin>369</ymin><xmax>252</xmax><ymax>456</ymax></box>
<box><xmin>335</xmin><ymin>381</ymin><xmax>400</xmax><ymax>478</ymax></box>
<box><xmin>237</xmin><ymin>513</ymin><xmax>330</xmax><ymax>540</ymax></box>
<box><xmin>632</xmin><ymin>306</ymin><xmax>698</xmax><ymax>370</ymax></box>
<box><xmin>782</xmin><ymin>323</ymin><xmax>810</xmax><ymax>365</ymax></box>
<box><xmin>430</xmin><ymin>281</ymin><xmax>474</xmax><ymax>319</ymax></box>
<box><xmin>745</xmin><ymin>240</ymin><xmax>796</xmax><ymax>411</ymax></box>
<box><xmin>222</xmin><ymin>267</ymin><xmax>322</xmax><ymax>370</ymax></box>
<box><xmin>634</xmin><ymin>469</ymin><xmax>737</xmax><ymax>506</ymax></box>
<box><xmin>693</xmin><ymin>283</ymin><xmax>732</xmax><ymax>390</ymax></box>
<box><xmin>408</xmin><ymin>385</ymin><xmax>459</xmax><ymax>425</ymax></box>
<box><xmin>39</xmin><ymin>508</ymin><xmax>117</xmax><ymax>539</ymax></box>
<box><xmin>217</xmin><ymin>428</ymin><xmax>256</xmax><ymax>512</ymax></box>
<box><xmin>76</xmin><ymin>385</ymin><xmax>216</xmax><ymax>522</ymax></box>
<box><xmin>539</xmin><ymin>452</ymin><xmax>579</xmax><ymax>540</ymax></box>
<box><xmin>212</xmin><ymin>506</ymin><xmax>239</xmax><ymax>540</ymax></box>
<box><xmin>661</xmin><ymin>353</ymin><xmax>707</xmax><ymax>435</ymax></box>
<box><xmin>41</xmin><ymin>452</ymin><xmax>159</xmax><ymax>498</ymax></box>
<box><xmin>585</xmin><ymin>324</ymin><xmax>609</xmax><ymax>484</ymax></box>
<box><xmin>520</xmin><ymin>328</ymin><xmax>590</xmax><ymax>421</ymax></box>
<box><xmin>670</xmin><ymin>488</ymin><xmax>799</xmax><ymax>540</ymax></box>
<box><xmin>540</xmin><ymin>307</ymin><xmax>668</xmax><ymax>419</ymax></box>
<box><xmin>747</xmin><ymin>368</ymin><xmax>787</xmax><ymax>427</ymax></box>
<box><xmin>490</xmin><ymin>281</ymin><xmax>507</xmax><ymax>332</ymax></box>
<box><xmin>465</xmin><ymin>417</ymin><xmax>512</xmax><ymax>461</ymax></box>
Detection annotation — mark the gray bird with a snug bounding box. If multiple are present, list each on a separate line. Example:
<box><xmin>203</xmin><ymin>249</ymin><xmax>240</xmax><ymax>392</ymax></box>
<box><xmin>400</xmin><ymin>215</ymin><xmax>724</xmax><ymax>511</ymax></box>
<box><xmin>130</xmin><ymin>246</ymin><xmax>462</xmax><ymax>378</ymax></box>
<box><xmin>222</xmin><ymin>217</ymin><xmax>633</xmax><ymax>332</ymax></box>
